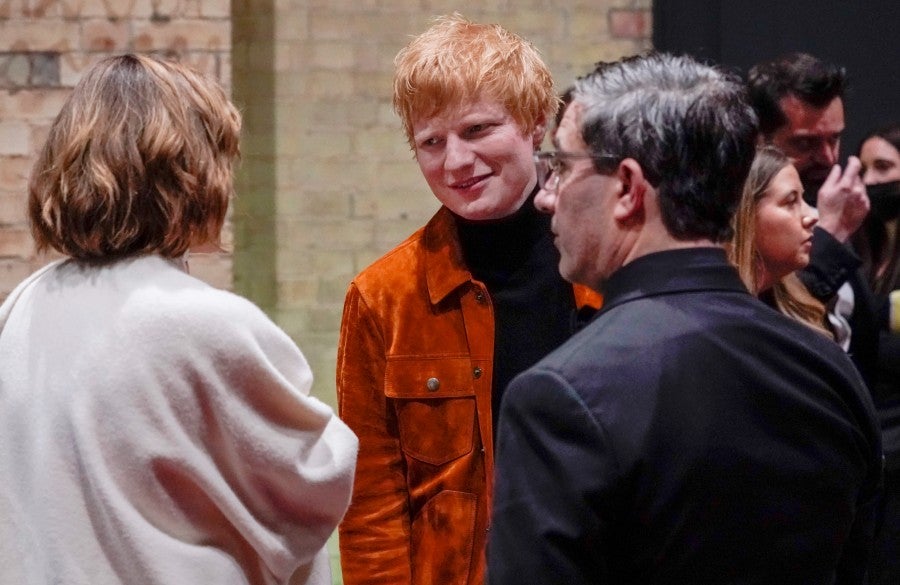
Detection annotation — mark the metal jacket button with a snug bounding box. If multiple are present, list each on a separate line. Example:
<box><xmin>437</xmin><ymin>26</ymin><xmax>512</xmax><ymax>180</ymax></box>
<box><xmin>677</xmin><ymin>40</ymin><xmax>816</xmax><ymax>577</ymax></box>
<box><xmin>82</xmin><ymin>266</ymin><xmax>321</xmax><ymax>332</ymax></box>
<box><xmin>426</xmin><ymin>377</ymin><xmax>440</xmax><ymax>392</ymax></box>
<box><xmin>473</xmin><ymin>367</ymin><xmax>483</xmax><ymax>379</ymax></box>
<box><xmin>474</xmin><ymin>290</ymin><xmax>486</xmax><ymax>303</ymax></box>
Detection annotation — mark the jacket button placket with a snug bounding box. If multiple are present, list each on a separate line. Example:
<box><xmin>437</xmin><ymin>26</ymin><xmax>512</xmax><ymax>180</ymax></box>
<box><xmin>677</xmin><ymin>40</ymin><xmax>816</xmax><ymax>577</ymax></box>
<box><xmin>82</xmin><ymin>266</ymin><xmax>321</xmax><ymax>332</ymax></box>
<box><xmin>460</xmin><ymin>281</ymin><xmax>495</xmax><ymax>527</ymax></box>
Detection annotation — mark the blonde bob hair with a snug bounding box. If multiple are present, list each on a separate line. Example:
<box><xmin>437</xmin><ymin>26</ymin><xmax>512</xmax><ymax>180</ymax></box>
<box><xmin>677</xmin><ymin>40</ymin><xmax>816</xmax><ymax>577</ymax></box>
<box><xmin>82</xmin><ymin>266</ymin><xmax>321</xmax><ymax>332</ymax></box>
<box><xmin>392</xmin><ymin>13</ymin><xmax>557</xmax><ymax>148</ymax></box>
<box><xmin>730</xmin><ymin>145</ymin><xmax>830</xmax><ymax>336</ymax></box>
<box><xmin>28</xmin><ymin>53</ymin><xmax>241</xmax><ymax>262</ymax></box>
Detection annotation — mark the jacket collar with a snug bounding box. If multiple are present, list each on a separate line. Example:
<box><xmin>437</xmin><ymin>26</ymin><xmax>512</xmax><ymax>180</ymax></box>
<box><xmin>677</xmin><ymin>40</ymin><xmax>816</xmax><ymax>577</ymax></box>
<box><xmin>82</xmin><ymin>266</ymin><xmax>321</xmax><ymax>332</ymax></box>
<box><xmin>598</xmin><ymin>247</ymin><xmax>749</xmax><ymax>317</ymax></box>
<box><xmin>424</xmin><ymin>206</ymin><xmax>474</xmax><ymax>305</ymax></box>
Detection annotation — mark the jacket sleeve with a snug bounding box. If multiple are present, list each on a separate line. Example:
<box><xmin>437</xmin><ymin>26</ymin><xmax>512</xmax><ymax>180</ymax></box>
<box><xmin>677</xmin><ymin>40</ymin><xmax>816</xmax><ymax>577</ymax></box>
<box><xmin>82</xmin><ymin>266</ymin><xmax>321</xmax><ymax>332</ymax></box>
<box><xmin>127</xmin><ymin>289</ymin><xmax>360</xmax><ymax>585</ymax></box>
<box><xmin>799</xmin><ymin>226</ymin><xmax>862</xmax><ymax>301</ymax></box>
<box><xmin>488</xmin><ymin>368</ymin><xmax>615</xmax><ymax>585</ymax></box>
<box><xmin>337</xmin><ymin>283</ymin><xmax>413</xmax><ymax>585</ymax></box>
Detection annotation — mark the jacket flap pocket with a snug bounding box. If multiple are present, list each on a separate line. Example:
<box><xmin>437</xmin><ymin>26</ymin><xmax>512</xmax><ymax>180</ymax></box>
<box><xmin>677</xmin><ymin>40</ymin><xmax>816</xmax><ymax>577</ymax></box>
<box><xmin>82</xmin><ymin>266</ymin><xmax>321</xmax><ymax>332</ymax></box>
<box><xmin>384</xmin><ymin>356</ymin><xmax>475</xmax><ymax>399</ymax></box>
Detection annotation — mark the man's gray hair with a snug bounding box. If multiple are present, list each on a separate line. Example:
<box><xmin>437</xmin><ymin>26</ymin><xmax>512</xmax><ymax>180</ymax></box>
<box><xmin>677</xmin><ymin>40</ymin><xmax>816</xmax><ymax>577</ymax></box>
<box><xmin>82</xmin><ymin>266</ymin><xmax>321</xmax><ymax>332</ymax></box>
<box><xmin>572</xmin><ymin>52</ymin><xmax>758</xmax><ymax>242</ymax></box>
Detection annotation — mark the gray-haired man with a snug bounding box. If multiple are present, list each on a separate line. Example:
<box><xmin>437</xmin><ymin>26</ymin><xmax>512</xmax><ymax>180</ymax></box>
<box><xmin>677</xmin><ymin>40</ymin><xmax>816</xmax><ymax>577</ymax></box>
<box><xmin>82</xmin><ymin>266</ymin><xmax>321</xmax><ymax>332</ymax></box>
<box><xmin>488</xmin><ymin>52</ymin><xmax>882</xmax><ymax>585</ymax></box>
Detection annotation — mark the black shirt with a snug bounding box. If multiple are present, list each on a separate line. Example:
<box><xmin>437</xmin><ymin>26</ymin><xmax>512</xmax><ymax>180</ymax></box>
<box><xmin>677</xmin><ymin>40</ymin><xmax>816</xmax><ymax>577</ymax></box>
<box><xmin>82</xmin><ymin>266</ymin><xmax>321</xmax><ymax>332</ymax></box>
<box><xmin>454</xmin><ymin>193</ymin><xmax>576</xmax><ymax>438</ymax></box>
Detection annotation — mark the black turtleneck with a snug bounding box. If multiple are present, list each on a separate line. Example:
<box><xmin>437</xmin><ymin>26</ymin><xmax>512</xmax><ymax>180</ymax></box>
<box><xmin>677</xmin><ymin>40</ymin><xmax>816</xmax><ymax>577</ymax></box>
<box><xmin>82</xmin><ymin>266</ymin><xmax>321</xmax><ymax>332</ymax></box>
<box><xmin>454</xmin><ymin>191</ymin><xmax>577</xmax><ymax>439</ymax></box>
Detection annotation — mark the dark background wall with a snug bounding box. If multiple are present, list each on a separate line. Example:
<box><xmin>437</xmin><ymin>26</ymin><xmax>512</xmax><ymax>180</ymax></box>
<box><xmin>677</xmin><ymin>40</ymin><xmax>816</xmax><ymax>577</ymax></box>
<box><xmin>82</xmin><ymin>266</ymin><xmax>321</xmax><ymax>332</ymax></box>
<box><xmin>654</xmin><ymin>0</ymin><xmax>900</xmax><ymax>159</ymax></box>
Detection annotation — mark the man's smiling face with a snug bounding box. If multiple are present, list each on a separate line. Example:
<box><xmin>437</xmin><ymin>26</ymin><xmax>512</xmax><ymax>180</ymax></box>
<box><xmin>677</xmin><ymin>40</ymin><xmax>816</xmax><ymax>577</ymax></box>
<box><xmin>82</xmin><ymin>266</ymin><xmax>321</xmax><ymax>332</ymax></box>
<box><xmin>412</xmin><ymin>96</ymin><xmax>543</xmax><ymax>221</ymax></box>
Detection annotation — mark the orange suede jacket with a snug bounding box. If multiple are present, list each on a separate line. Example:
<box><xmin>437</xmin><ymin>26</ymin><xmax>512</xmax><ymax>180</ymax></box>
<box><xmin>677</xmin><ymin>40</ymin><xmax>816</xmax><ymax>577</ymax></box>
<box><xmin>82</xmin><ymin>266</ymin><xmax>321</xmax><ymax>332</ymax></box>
<box><xmin>337</xmin><ymin>206</ymin><xmax>601</xmax><ymax>585</ymax></box>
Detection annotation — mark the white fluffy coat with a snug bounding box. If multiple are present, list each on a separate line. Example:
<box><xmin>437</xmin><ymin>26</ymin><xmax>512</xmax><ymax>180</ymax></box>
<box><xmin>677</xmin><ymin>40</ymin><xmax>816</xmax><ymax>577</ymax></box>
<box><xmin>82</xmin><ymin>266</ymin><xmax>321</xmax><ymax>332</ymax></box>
<box><xmin>0</xmin><ymin>255</ymin><xmax>358</xmax><ymax>585</ymax></box>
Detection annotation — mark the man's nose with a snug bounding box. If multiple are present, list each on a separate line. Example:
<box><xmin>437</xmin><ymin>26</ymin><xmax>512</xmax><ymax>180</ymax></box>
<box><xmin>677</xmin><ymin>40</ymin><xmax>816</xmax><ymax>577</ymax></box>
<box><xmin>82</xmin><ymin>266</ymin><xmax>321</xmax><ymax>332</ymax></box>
<box><xmin>534</xmin><ymin>186</ymin><xmax>556</xmax><ymax>214</ymax></box>
<box><xmin>814</xmin><ymin>140</ymin><xmax>839</xmax><ymax>167</ymax></box>
<box><xmin>444</xmin><ymin>135</ymin><xmax>474</xmax><ymax>169</ymax></box>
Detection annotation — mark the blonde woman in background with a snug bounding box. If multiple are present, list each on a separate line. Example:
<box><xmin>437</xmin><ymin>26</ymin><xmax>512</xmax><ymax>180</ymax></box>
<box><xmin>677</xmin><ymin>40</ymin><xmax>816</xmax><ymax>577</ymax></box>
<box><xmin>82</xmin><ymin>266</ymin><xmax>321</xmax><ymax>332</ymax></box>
<box><xmin>0</xmin><ymin>54</ymin><xmax>357</xmax><ymax>585</ymax></box>
<box><xmin>730</xmin><ymin>145</ymin><xmax>830</xmax><ymax>335</ymax></box>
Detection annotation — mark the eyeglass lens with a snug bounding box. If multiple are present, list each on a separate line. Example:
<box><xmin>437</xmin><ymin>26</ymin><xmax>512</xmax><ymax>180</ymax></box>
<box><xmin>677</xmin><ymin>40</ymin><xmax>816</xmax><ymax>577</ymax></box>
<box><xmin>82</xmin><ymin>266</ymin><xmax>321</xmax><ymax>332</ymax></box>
<box><xmin>536</xmin><ymin>156</ymin><xmax>559</xmax><ymax>190</ymax></box>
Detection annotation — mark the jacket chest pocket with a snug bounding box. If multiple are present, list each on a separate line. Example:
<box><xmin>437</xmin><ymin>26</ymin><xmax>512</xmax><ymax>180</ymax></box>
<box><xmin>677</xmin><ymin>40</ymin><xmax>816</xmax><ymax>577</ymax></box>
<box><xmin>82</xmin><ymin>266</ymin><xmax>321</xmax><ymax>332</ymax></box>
<box><xmin>385</xmin><ymin>357</ymin><xmax>476</xmax><ymax>466</ymax></box>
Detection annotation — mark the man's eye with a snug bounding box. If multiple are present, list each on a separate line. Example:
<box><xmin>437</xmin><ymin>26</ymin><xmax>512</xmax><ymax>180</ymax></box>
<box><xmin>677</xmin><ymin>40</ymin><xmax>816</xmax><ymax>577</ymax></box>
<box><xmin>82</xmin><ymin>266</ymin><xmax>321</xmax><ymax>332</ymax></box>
<box><xmin>793</xmin><ymin>138</ymin><xmax>816</xmax><ymax>151</ymax></box>
<box><xmin>465</xmin><ymin>123</ymin><xmax>493</xmax><ymax>137</ymax></box>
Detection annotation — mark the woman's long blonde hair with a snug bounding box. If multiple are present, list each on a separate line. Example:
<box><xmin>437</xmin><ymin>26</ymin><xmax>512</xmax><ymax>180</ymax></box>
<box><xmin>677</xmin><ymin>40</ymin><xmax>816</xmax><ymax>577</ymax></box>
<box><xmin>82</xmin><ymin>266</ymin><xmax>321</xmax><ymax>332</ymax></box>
<box><xmin>730</xmin><ymin>145</ymin><xmax>831</xmax><ymax>336</ymax></box>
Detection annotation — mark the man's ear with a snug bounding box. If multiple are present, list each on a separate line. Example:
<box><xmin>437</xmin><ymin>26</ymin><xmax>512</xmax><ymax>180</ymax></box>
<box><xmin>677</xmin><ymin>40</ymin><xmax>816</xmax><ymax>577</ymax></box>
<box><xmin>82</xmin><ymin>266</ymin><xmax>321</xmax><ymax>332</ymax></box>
<box><xmin>612</xmin><ymin>159</ymin><xmax>647</xmax><ymax>221</ymax></box>
<box><xmin>531</xmin><ymin>114</ymin><xmax>548</xmax><ymax>149</ymax></box>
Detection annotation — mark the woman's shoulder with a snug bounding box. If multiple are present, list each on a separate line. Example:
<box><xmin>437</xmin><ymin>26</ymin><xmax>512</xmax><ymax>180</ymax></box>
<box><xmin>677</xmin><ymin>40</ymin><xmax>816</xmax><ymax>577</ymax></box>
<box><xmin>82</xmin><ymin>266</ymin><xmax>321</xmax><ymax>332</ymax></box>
<box><xmin>116</xmin><ymin>257</ymin><xmax>296</xmax><ymax>355</ymax></box>
<box><xmin>113</xmin><ymin>260</ymin><xmax>311</xmax><ymax>394</ymax></box>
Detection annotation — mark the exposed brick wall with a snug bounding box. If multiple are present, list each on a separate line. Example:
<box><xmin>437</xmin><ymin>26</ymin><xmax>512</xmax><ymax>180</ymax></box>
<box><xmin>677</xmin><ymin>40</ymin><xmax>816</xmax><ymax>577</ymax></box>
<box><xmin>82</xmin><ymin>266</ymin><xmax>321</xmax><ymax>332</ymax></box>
<box><xmin>610</xmin><ymin>8</ymin><xmax>653</xmax><ymax>38</ymax></box>
<box><xmin>0</xmin><ymin>0</ymin><xmax>232</xmax><ymax>299</ymax></box>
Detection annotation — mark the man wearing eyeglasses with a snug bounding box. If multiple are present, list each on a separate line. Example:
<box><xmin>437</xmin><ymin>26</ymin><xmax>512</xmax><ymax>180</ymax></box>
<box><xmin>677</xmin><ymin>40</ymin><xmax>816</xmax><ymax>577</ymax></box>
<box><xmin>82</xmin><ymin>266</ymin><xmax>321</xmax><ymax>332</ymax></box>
<box><xmin>488</xmin><ymin>53</ymin><xmax>882</xmax><ymax>584</ymax></box>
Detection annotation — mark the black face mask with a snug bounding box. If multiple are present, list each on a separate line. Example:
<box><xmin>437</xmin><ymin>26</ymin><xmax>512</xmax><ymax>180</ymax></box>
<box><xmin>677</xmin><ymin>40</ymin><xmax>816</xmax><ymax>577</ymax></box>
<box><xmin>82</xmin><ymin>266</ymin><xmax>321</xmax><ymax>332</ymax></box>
<box><xmin>867</xmin><ymin>180</ymin><xmax>900</xmax><ymax>222</ymax></box>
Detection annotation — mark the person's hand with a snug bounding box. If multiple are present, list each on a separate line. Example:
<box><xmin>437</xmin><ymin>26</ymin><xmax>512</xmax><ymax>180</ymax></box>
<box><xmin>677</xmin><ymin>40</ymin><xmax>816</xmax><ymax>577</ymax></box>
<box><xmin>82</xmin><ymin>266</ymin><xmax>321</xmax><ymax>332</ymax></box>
<box><xmin>814</xmin><ymin>156</ymin><xmax>870</xmax><ymax>243</ymax></box>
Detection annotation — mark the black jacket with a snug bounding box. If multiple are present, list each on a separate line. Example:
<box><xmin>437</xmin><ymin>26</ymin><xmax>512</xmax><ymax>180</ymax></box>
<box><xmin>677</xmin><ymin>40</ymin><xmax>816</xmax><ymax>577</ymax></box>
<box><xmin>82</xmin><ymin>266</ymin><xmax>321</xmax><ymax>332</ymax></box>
<box><xmin>489</xmin><ymin>248</ymin><xmax>883</xmax><ymax>585</ymax></box>
<box><xmin>800</xmin><ymin>227</ymin><xmax>879</xmax><ymax>391</ymax></box>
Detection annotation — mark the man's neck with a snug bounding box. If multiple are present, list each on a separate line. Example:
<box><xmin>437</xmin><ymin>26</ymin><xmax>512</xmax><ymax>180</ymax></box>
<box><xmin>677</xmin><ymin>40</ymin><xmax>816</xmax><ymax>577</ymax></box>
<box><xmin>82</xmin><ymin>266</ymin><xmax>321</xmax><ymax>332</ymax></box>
<box><xmin>621</xmin><ymin>233</ymin><xmax>720</xmax><ymax>269</ymax></box>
